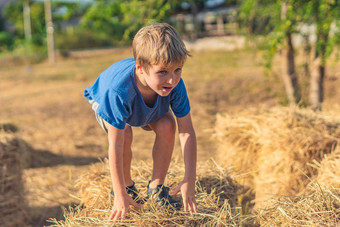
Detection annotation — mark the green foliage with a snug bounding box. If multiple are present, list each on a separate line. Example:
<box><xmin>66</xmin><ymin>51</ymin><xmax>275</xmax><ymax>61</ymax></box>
<box><xmin>80</xmin><ymin>0</ymin><xmax>126</xmax><ymax>44</ymax></box>
<box><xmin>53</xmin><ymin>2</ymin><xmax>90</xmax><ymax>21</ymax></box>
<box><xmin>80</xmin><ymin>0</ymin><xmax>174</xmax><ymax>44</ymax></box>
<box><xmin>332</xmin><ymin>19</ymin><xmax>340</xmax><ymax>54</ymax></box>
<box><xmin>238</xmin><ymin>0</ymin><xmax>286</xmax><ymax>69</ymax></box>
<box><xmin>120</xmin><ymin>0</ymin><xmax>171</xmax><ymax>41</ymax></box>
<box><xmin>308</xmin><ymin>0</ymin><xmax>339</xmax><ymax>65</ymax></box>
<box><xmin>238</xmin><ymin>0</ymin><xmax>281</xmax><ymax>35</ymax></box>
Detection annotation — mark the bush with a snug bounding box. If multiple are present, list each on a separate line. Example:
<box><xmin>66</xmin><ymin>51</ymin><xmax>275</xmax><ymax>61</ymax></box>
<box><xmin>55</xmin><ymin>28</ymin><xmax>125</xmax><ymax>50</ymax></box>
<box><xmin>0</xmin><ymin>41</ymin><xmax>47</xmax><ymax>66</ymax></box>
<box><xmin>0</xmin><ymin>31</ymin><xmax>14</xmax><ymax>51</ymax></box>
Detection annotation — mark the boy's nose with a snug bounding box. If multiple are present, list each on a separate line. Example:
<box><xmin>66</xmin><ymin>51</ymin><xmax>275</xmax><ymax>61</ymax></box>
<box><xmin>167</xmin><ymin>74</ymin><xmax>175</xmax><ymax>84</ymax></box>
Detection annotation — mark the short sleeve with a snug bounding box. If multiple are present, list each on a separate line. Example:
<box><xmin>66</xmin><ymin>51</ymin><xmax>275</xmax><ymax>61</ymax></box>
<box><xmin>97</xmin><ymin>89</ymin><xmax>129</xmax><ymax>129</ymax></box>
<box><xmin>170</xmin><ymin>78</ymin><xmax>191</xmax><ymax>118</ymax></box>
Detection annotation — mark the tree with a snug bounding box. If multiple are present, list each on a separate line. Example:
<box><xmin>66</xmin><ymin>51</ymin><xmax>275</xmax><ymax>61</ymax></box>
<box><xmin>306</xmin><ymin>0</ymin><xmax>340</xmax><ymax>110</ymax></box>
<box><xmin>280</xmin><ymin>1</ymin><xmax>301</xmax><ymax>105</ymax></box>
<box><xmin>238</xmin><ymin>0</ymin><xmax>301</xmax><ymax>106</ymax></box>
<box><xmin>238</xmin><ymin>0</ymin><xmax>340</xmax><ymax>109</ymax></box>
<box><xmin>4</xmin><ymin>0</ymin><xmax>46</xmax><ymax>46</ymax></box>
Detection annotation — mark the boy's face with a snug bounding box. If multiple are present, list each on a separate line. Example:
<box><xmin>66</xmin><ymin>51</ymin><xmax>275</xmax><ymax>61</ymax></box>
<box><xmin>138</xmin><ymin>63</ymin><xmax>183</xmax><ymax>96</ymax></box>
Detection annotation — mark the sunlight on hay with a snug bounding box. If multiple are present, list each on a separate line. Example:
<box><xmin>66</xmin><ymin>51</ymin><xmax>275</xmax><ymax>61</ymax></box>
<box><xmin>214</xmin><ymin>107</ymin><xmax>340</xmax><ymax>208</ymax></box>
<box><xmin>50</xmin><ymin>159</ymin><xmax>256</xmax><ymax>226</ymax></box>
<box><xmin>311</xmin><ymin>145</ymin><xmax>340</xmax><ymax>188</ymax></box>
<box><xmin>256</xmin><ymin>185</ymin><xmax>340</xmax><ymax>226</ymax></box>
<box><xmin>256</xmin><ymin>144</ymin><xmax>340</xmax><ymax>226</ymax></box>
<box><xmin>257</xmin><ymin>143</ymin><xmax>340</xmax><ymax>226</ymax></box>
<box><xmin>0</xmin><ymin>133</ymin><xmax>29</xmax><ymax>226</ymax></box>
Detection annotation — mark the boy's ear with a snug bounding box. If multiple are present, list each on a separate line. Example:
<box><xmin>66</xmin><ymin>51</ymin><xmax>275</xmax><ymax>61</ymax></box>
<box><xmin>135</xmin><ymin>62</ymin><xmax>143</xmax><ymax>74</ymax></box>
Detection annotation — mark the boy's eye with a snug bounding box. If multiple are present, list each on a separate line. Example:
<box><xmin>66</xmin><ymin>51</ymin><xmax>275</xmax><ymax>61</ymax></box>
<box><xmin>175</xmin><ymin>68</ymin><xmax>182</xmax><ymax>73</ymax></box>
<box><xmin>159</xmin><ymin>70</ymin><xmax>167</xmax><ymax>75</ymax></box>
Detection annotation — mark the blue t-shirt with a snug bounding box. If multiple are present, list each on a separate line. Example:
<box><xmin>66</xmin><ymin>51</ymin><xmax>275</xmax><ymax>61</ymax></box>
<box><xmin>84</xmin><ymin>58</ymin><xmax>190</xmax><ymax>129</ymax></box>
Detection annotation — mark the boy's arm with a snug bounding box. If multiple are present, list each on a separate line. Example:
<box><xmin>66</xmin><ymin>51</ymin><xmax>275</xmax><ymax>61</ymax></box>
<box><xmin>170</xmin><ymin>112</ymin><xmax>197</xmax><ymax>214</ymax></box>
<box><xmin>104</xmin><ymin>121</ymin><xmax>142</xmax><ymax>221</ymax></box>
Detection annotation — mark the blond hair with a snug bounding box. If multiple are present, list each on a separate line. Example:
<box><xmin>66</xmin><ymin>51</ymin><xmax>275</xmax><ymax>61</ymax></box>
<box><xmin>133</xmin><ymin>23</ymin><xmax>190</xmax><ymax>72</ymax></box>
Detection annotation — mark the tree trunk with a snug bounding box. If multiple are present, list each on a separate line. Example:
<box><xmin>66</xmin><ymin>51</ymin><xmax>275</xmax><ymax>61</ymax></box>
<box><xmin>302</xmin><ymin>34</ymin><xmax>311</xmax><ymax>78</ymax></box>
<box><xmin>309</xmin><ymin>58</ymin><xmax>324</xmax><ymax>111</ymax></box>
<box><xmin>281</xmin><ymin>37</ymin><xmax>299</xmax><ymax>106</ymax></box>
<box><xmin>287</xmin><ymin>33</ymin><xmax>300</xmax><ymax>102</ymax></box>
<box><xmin>281</xmin><ymin>2</ymin><xmax>300</xmax><ymax>106</ymax></box>
<box><xmin>309</xmin><ymin>32</ymin><xmax>328</xmax><ymax>111</ymax></box>
<box><xmin>309</xmin><ymin>13</ymin><xmax>329</xmax><ymax>111</ymax></box>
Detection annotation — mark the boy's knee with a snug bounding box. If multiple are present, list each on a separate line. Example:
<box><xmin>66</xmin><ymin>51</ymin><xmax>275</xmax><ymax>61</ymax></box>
<box><xmin>152</xmin><ymin>113</ymin><xmax>176</xmax><ymax>136</ymax></box>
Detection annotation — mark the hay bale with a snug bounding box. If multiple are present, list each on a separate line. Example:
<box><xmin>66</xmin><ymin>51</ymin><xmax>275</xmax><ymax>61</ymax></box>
<box><xmin>312</xmin><ymin>145</ymin><xmax>340</xmax><ymax>188</ymax></box>
<box><xmin>256</xmin><ymin>185</ymin><xmax>340</xmax><ymax>226</ymax></box>
<box><xmin>50</xmin><ymin>159</ymin><xmax>255</xmax><ymax>226</ymax></box>
<box><xmin>0</xmin><ymin>134</ymin><xmax>29</xmax><ymax>226</ymax></box>
<box><xmin>257</xmin><ymin>144</ymin><xmax>340</xmax><ymax>226</ymax></box>
<box><xmin>214</xmin><ymin>107</ymin><xmax>340</xmax><ymax>208</ymax></box>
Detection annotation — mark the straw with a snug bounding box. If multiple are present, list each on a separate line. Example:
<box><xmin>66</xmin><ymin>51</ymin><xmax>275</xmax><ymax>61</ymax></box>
<box><xmin>214</xmin><ymin>107</ymin><xmax>340</xmax><ymax>208</ymax></box>
<box><xmin>49</xmin><ymin>159</ymin><xmax>256</xmax><ymax>226</ymax></box>
<box><xmin>0</xmin><ymin>134</ymin><xmax>29</xmax><ymax>226</ymax></box>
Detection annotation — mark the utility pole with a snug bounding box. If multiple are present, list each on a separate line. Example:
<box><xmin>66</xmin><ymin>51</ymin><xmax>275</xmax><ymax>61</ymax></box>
<box><xmin>44</xmin><ymin>0</ymin><xmax>55</xmax><ymax>64</ymax></box>
<box><xmin>23</xmin><ymin>1</ymin><xmax>32</xmax><ymax>41</ymax></box>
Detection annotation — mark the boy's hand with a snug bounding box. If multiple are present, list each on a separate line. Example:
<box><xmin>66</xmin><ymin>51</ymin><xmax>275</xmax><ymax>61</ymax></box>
<box><xmin>109</xmin><ymin>194</ymin><xmax>143</xmax><ymax>221</ymax></box>
<box><xmin>170</xmin><ymin>180</ymin><xmax>197</xmax><ymax>214</ymax></box>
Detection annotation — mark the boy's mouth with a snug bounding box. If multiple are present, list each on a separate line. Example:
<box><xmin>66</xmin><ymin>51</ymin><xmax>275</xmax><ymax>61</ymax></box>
<box><xmin>162</xmin><ymin>86</ymin><xmax>173</xmax><ymax>92</ymax></box>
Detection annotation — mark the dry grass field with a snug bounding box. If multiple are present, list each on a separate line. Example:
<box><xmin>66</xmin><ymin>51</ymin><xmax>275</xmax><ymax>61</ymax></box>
<box><xmin>0</xmin><ymin>44</ymin><xmax>339</xmax><ymax>226</ymax></box>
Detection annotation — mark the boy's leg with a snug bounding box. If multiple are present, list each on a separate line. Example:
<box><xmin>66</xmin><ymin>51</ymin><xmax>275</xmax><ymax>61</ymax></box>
<box><xmin>148</xmin><ymin>112</ymin><xmax>176</xmax><ymax>188</ymax></box>
<box><xmin>123</xmin><ymin>125</ymin><xmax>134</xmax><ymax>187</ymax></box>
<box><xmin>102</xmin><ymin>120</ymin><xmax>134</xmax><ymax>188</ymax></box>
<box><xmin>90</xmin><ymin>101</ymin><xmax>134</xmax><ymax>188</ymax></box>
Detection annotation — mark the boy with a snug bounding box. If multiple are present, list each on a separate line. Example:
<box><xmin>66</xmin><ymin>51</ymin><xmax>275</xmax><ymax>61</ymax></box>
<box><xmin>84</xmin><ymin>23</ymin><xmax>197</xmax><ymax>221</ymax></box>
